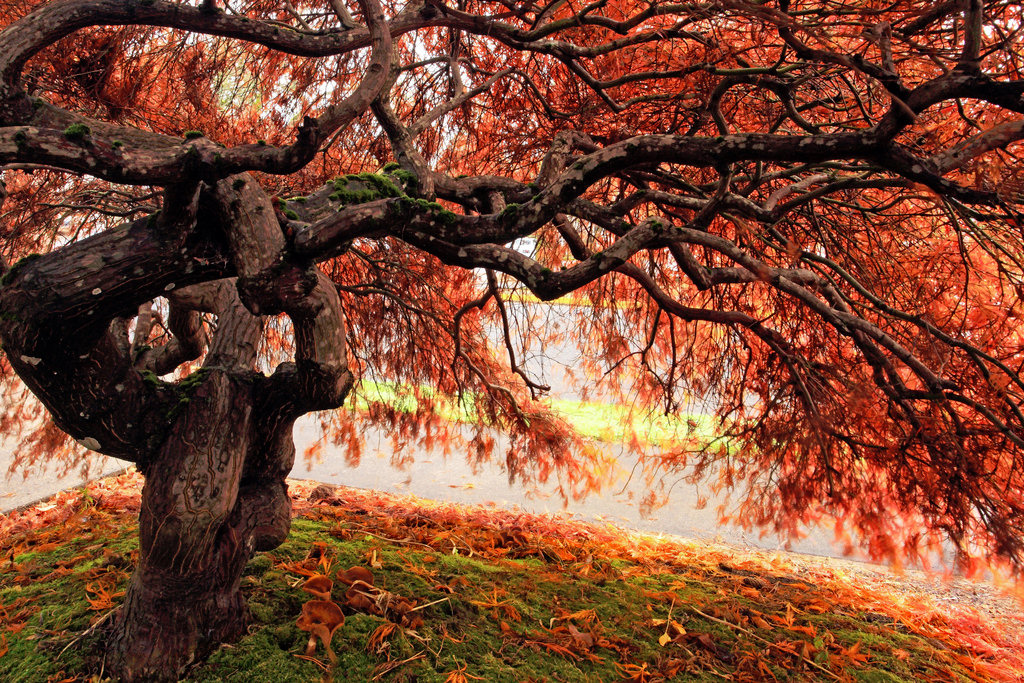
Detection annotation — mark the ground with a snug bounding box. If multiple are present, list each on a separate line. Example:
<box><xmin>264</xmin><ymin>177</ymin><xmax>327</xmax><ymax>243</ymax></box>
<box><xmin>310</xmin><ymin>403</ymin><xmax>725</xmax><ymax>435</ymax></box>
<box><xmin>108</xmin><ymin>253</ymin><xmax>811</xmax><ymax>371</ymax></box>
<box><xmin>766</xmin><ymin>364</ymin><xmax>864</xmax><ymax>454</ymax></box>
<box><xmin>1</xmin><ymin>471</ymin><xmax>1022</xmax><ymax>681</ymax></box>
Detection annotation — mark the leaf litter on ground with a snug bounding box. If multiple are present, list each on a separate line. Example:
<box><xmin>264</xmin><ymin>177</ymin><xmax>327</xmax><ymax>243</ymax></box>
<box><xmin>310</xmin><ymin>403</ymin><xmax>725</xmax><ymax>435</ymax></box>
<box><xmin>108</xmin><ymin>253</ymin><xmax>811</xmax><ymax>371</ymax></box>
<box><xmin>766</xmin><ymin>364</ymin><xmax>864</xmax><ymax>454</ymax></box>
<box><xmin>0</xmin><ymin>469</ymin><xmax>1022</xmax><ymax>681</ymax></box>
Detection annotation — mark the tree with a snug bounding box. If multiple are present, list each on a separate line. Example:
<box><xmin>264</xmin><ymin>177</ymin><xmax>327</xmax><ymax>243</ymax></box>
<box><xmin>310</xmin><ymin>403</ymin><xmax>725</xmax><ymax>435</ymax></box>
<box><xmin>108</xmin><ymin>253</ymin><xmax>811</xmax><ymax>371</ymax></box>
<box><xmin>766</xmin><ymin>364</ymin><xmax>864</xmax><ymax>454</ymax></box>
<box><xmin>1</xmin><ymin>0</ymin><xmax>1024</xmax><ymax>678</ymax></box>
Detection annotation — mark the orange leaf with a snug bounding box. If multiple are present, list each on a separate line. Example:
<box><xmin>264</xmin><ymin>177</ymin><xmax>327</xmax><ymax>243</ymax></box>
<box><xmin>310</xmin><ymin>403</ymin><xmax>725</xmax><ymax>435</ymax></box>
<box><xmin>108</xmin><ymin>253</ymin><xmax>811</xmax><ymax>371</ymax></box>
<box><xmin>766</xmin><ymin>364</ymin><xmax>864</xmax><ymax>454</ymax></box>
<box><xmin>444</xmin><ymin>661</ymin><xmax>484</xmax><ymax>683</ymax></box>
<box><xmin>367</xmin><ymin>622</ymin><xmax>398</xmax><ymax>654</ymax></box>
<box><xmin>84</xmin><ymin>581</ymin><xmax>124</xmax><ymax>611</ymax></box>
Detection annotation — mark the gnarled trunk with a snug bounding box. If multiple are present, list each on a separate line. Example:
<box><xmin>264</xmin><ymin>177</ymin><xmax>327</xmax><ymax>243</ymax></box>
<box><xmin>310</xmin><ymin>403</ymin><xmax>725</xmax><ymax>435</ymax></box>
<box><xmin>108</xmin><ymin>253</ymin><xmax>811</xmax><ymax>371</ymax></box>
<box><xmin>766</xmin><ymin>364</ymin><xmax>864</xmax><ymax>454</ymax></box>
<box><xmin>0</xmin><ymin>176</ymin><xmax>353</xmax><ymax>681</ymax></box>
<box><xmin>108</xmin><ymin>547</ymin><xmax>251</xmax><ymax>682</ymax></box>
<box><xmin>105</xmin><ymin>369</ymin><xmax>287</xmax><ymax>680</ymax></box>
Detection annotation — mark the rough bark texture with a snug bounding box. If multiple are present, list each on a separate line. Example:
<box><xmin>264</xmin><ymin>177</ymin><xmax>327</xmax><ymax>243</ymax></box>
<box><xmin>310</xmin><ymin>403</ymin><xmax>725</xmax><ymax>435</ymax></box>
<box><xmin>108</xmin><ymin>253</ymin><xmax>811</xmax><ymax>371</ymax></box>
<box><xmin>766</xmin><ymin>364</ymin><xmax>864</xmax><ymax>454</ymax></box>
<box><xmin>107</xmin><ymin>370</ymin><xmax>299</xmax><ymax>679</ymax></box>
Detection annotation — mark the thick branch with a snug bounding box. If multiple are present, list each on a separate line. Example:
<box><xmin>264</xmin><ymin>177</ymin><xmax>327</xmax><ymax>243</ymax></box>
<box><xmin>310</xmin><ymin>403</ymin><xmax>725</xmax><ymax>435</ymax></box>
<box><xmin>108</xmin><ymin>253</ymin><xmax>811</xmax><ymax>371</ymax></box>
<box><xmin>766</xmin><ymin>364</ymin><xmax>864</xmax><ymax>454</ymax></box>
<box><xmin>0</xmin><ymin>0</ymin><xmax>391</xmax><ymax>182</ymax></box>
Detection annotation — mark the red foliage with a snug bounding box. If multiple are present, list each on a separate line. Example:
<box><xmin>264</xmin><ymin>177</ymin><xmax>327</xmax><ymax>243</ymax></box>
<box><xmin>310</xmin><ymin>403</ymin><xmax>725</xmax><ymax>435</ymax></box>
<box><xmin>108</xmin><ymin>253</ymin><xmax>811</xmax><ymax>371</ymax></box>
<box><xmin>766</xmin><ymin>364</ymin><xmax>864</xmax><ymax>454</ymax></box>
<box><xmin>2</xmin><ymin>0</ymin><xmax>1024</xmax><ymax>578</ymax></box>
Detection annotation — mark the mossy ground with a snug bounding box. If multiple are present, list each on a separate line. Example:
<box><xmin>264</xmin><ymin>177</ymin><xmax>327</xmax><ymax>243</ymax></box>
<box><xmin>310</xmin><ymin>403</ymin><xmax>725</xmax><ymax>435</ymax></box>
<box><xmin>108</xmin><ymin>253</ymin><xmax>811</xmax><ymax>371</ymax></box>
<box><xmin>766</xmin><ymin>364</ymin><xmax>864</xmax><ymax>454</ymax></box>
<box><xmin>0</xmin><ymin>476</ymin><xmax>1021</xmax><ymax>682</ymax></box>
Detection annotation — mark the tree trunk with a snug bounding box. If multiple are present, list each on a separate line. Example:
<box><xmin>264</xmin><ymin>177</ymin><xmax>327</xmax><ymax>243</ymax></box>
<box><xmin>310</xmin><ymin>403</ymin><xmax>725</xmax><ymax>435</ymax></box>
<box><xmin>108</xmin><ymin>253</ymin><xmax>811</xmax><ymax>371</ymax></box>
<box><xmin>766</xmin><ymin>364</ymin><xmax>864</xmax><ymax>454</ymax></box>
<box><xmin>0</xmin><ymin>177</ymin><xmax>352</xmax><ymax>681</ymax></box>
<box><xmin>106</xmin><ymin>552</ymin><xmax>251</xmax><ymax>682</ymax></box>
<box><xmin>105</xmin><ymin>369</ymin><xmax>296</xmax><ymax>681</ymax></box>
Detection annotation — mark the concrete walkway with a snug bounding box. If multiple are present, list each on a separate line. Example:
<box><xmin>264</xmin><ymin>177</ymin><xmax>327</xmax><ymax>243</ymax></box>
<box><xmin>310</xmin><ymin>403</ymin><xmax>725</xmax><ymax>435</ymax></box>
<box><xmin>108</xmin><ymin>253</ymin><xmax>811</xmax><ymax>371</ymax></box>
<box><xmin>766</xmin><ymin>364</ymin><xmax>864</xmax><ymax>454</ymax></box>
<box><xmin>0</xmin><ymin>443</ymin><xmax>131</xmax><ymax>512</ymax></box>
<box><xmin>2</xmin><ymin>416</ymin><xmax>864</xmax><ymax>564</ymax></box>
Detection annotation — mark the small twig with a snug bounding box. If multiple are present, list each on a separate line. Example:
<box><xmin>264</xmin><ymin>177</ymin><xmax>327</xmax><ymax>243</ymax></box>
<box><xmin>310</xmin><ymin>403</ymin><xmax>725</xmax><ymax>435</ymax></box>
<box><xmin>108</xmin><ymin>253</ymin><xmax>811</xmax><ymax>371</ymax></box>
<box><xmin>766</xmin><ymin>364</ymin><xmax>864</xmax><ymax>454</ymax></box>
<box><xmin>403</xmin><ymin>630</ymin><xmax>431</xmax><ymax>644</ymax></box>
<box><xmin>409</xmin><ymin>596</ymin><xmax>451</xmax><ymax>612</ymax></box>
<box><xmin>57</xmin><ymin>607</ymin><xmax>116</xmax><ymax>658</ymax></box>
<box><xmin>688</xmin><ymin>606</ymin><xmax>841</xmax><ymax>680</ymax></box>
<box><xmin>293</xmin><ymin>653</ymin><xmax>330</xmax><ymax>671</ymax></box>
<box><xmin>371</xmin><ymin>652</ymin><xmax>426</xmax><ymax>680</ymax></box>
<box><xmin>347</xmin><ymin>525</ymin><xmax>435</xmax><ymax>551</ymax></box>
<box><xmin>349</xmin><ymin>522</ymin><xmax>474</xmax><ymax>556</ymax></box>
<box><xmin>662</xmin><ymin>597</ymin><xmax>676</xmax><ymax>639</ymax></box>
<box><xmin>282</xmin><ymin>0</ymin><xmax>313</xmax><ymax>30</ymax></box>
<box><xmin>446</xmin><ymin>533</ymin><xmax>475</xmax><ymax>557</ymax></box>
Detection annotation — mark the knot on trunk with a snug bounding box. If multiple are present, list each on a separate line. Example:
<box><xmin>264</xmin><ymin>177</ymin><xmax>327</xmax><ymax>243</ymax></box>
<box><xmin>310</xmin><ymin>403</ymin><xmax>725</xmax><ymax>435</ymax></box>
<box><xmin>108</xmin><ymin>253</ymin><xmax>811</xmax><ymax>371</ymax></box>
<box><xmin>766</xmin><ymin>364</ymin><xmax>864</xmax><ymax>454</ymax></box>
<box><xmin>235</xmin><ymin>260</ymin><xmax>319</xmax><ymax>316</ymax></box>
<box><xmin>295</xmin><ymin>359</ymin><xmax>353</xmax><ymax>411</ymax></box>
<box><xmin>238</xmin><ymin>479</ymin><xmax>293</xmax><ymax>551</ymax></box>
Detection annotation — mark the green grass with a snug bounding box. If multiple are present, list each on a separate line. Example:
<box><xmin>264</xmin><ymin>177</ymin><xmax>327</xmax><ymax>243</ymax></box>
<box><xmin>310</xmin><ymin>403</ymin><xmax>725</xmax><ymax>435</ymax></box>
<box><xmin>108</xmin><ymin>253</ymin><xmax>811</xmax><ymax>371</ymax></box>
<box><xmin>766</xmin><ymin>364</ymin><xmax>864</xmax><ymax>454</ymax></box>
<box><xmin>351</xmin><ymin>379</ymin><xmax>713</xmax><ymax>446</ymax></box>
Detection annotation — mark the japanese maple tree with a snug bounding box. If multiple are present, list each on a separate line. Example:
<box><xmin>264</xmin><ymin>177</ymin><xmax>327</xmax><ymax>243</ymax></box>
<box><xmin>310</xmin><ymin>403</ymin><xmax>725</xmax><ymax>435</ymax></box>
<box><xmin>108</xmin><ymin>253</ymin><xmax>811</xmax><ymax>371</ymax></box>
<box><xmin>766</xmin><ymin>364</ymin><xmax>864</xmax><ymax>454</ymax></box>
<box><xmin>2</xmin><ymin>0</ymin><xmax>1024</xmax><ymax>679</ymax></box>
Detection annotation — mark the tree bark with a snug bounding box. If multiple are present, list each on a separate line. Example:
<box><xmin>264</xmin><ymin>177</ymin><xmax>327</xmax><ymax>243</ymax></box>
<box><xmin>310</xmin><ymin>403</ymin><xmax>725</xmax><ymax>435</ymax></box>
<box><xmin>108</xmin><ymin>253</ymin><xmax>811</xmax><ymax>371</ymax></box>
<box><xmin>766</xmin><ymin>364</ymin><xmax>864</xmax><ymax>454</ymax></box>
<box><xmin>106</xmin><ymin>369</ymin><xmax>296</xmax><ymax>681</ymax></box>
<box><xmin>0</xmin><ymin>176</ymin><xmax>352</xmax><ymax>681</ymax></box>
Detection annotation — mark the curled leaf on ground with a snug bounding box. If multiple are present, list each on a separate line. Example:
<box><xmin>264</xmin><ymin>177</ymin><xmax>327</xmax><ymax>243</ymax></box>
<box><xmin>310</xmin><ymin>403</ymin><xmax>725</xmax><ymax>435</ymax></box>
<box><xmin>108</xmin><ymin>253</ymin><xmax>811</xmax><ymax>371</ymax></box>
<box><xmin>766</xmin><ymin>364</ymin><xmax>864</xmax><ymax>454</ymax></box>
<box><xmin>390</xmin><ymin>596</ymin><xmax>424</xmax><ymax>629</ymax></box>
<box><xmin>444</xmin><ymin>661</ymin><xmax>484</xmax><ymax>683</ymax></box>
<box><xmin>84</xmin><ymin>581</ymin><xmax>124</xmax><ymax>611</ymax></box>
<box><xmin>345</xmin><ymin>585</ymin><xmax>377</xmax><ymax>613</ymax></box>
<box><xmin>305</xmin><ymin>542</ymin><xmax>333</xmax><ymax>564</ymax></box>
<box><xmin>367</xmin><ymin>621</ymin><xmax>399</xmax><ymax>655</ymax></box>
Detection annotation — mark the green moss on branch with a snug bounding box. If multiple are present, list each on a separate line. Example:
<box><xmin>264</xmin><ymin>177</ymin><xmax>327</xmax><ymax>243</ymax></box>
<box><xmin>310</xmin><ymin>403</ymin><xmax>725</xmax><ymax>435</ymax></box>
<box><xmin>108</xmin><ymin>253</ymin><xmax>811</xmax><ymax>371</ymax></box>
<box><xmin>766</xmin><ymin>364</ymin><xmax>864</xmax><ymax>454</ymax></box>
<box><xmin>0</xmin><ymin>253</ymin><xmax>42</xmax><ymax>288</ymax></box>
<box><xmin>63</xmin><ymin>124</ymin><xmax>91</xmax><ymax>142</ymax></box>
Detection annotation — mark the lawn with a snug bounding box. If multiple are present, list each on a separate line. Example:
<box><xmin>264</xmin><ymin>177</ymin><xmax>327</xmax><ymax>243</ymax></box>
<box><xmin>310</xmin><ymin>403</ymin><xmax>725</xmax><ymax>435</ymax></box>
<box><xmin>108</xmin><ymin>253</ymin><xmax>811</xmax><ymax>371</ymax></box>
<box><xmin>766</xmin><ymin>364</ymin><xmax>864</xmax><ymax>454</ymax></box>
<box><xmin>351</xmin><ymin>379</ymin><xmax>713</xmax><ymax>447</ymax></box>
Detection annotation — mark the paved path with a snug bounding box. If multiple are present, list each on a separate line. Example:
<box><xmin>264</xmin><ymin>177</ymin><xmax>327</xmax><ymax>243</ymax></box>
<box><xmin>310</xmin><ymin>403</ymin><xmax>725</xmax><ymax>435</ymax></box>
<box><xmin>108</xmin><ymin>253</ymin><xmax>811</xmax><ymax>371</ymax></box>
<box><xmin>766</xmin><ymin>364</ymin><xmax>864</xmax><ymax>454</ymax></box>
<box><xmin>291</xmin><ymin>419</ymin><xmax>855</xmax><ymax>560</ymax></box>
<box><xmin>0</xmin><ymin>439</ymin><xmax>131</xmax><ymax>511</ymax></box>
<box><xmin>1</xmin><ymin>417</ymin><xmax>861</xmax><ymax>563</ymax></box>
